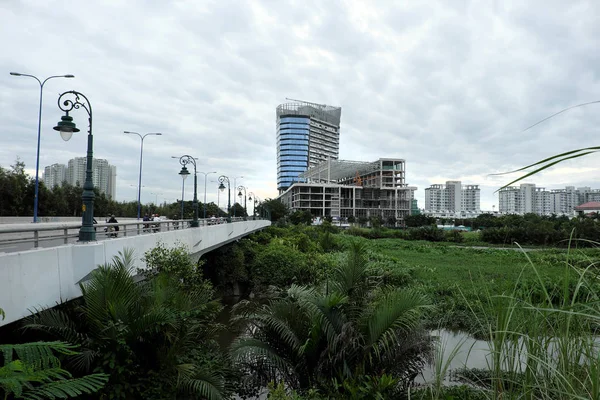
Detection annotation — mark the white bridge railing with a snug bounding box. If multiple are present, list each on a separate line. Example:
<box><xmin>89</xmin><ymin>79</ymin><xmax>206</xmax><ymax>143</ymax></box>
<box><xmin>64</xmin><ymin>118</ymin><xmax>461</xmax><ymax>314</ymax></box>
<box><xmin>0</xmin><ymin>217</ymin><xmax>253</xmax><ymax>251</ymax></box>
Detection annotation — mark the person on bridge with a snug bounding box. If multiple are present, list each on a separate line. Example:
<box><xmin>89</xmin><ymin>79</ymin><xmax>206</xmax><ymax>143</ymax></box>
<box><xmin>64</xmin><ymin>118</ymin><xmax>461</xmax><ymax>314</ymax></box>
<box><xmin>106</xmin><ymin>215</ymin><xmax>120</xmax><ymax>237</ymax></box>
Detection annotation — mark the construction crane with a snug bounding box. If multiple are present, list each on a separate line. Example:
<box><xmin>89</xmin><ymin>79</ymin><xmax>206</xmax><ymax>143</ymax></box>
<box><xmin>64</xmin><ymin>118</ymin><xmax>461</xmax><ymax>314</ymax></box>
<box><xmin>354</xmin><ymin>171</ymin><xmax>363</xmax><ymax>186</ymax></box>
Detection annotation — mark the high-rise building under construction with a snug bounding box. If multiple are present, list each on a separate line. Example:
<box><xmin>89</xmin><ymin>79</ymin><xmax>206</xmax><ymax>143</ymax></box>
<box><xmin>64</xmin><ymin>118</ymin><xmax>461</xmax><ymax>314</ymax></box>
<box><xmin>276</xmin><ymin>99</ymin><xmax>341</xmax><ymax>193</ymax></box>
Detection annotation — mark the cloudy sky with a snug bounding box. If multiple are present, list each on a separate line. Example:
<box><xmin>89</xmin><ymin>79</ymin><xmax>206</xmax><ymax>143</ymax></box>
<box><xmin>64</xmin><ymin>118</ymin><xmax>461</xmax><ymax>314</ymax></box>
<box><xmin>1</xmin><ymin>0</ymin><xmax>598</xmax><ymax>212</ymax></box>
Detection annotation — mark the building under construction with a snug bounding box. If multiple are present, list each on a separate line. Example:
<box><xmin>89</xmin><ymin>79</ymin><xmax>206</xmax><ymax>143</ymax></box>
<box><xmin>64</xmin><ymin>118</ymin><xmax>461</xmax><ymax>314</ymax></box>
<box><xmin>278</xmin><ymin>158</ymin><xmax>416</xmax><ymax>223</ymax></box>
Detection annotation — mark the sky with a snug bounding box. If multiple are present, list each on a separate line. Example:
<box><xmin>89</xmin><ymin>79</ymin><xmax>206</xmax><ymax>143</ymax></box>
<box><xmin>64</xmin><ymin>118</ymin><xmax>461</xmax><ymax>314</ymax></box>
<box><xmin>1</xmin><ymin>0</ymin><xmax>599</xmax><ymax>212</ymax></box>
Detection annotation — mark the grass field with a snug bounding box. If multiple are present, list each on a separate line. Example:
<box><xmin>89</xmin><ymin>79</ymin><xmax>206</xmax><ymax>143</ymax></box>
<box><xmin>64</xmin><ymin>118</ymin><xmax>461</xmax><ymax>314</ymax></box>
<box><xmin>340</xmin><ymin>236</ymin><xmax>600</xmax><ymax>334</ymax></box>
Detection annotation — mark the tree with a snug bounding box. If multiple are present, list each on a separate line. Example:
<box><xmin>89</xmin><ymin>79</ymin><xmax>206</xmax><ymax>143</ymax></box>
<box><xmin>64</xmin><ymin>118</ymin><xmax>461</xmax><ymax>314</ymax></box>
<box><xmin>289</xmin><ymin>210</ymin><xmax>313</xmax><ymax>225</ymax></box>
<box><xmin>257</xmin><ymin>198</ymin><xmax>288</xmax><ymax>222</ymax></box>
<box><xmin>404</xmin><ymin>214</ymin><xmax>436</xmax><ymax>228</ymax></box>
<box><xmin>24</xmin><ymin>249</ymin><xmax>228</xmax><ymax>399</ymax></box>
<box><xmin>231</xmin><ymin>242</ymin><xmax>432</xmax><ymax>395</ymax></box>
<box><xmin>230</xmin><ymin>202</ymin><xmax>247</xmax><ymax>218</ymax></box>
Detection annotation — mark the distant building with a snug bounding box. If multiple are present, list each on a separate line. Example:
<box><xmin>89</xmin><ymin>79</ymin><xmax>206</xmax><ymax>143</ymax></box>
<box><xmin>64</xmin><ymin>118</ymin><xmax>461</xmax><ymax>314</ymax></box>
<box><xmin>46</xmin><ymin>157</ymin><xmax>116</xmax><ymax>199</ymax></box>
<box><xmin>424</xmin><ymin>181</ymin><xmax>480</xmax><ymax>213</ymax></box>
<box><xmin>42</xmin><ymin>163</ymin><xmax>67</xmax><ymax>188</ymax></box>
<box><xmin>276</xmin><ymin>100</ymin><xmax>342</xmax><ymax>193</ymax></box>
<box><xmin>278</xmin><ymin>158</ymin><xmax>416</xmax><ymax>224</ymax></box>
<box><xmin>499</xmin><ymin>184</ymin><xmax>600</xmax><ymax>215</ymax></box>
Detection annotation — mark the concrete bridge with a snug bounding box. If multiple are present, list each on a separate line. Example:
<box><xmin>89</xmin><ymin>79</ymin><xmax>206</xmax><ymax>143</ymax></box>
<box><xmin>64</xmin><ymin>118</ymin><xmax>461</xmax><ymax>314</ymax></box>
<box><xmin>0</xmin><ymin>219</ymin><xmax>270</xmax><ymax>327</ymax></box>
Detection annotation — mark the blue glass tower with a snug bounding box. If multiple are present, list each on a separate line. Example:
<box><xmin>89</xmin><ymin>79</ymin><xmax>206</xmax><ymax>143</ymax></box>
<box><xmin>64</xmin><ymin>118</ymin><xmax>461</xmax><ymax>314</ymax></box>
<box><xmin>276</xmin><ymin>100</ymin><xmax>341</xmax><ymax>193</ymax></box>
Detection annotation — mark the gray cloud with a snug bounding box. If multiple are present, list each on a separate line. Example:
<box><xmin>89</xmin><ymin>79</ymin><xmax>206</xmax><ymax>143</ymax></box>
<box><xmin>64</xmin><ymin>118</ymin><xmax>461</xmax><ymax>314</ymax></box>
<box><xmin>1</xmin><ymin>0</ymin><xmax>598</xmax><ymax>210</ymax></box>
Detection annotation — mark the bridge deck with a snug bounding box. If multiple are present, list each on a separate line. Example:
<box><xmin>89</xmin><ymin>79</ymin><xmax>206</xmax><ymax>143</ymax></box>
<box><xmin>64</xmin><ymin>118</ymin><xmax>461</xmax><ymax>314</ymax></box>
<box><xmin>0</xmin><ymin>220</ymin><xmax>270</xmax><ymax>326</ymax></box>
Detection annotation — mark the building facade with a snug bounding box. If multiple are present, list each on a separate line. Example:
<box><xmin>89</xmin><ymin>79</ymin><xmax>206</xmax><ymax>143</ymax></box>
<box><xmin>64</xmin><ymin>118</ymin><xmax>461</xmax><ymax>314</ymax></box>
<box><xmin>276</xmin><ymin>100</ymin><xmax>341</xmax><ymax>193</ymax></box>
<box><xmin>499</xmin><ymin>184</ymin><xmax>600</xmax><ymax>215</ymax></box>
<box><xmin>278</xmin><ymin>158</ymin><xmax>416</xmax><ymax>223</ymax></box>
<box><xmin>424</xmin><ymin>181</ymin><xmax>480</xmax><ymax>213</ymax></box>
<box><xmin>45</xmin><ymin>157</ymin><xmax>116</xmax><ymax>199</ymax></box>
<box><xmin>42</xmin><ymin>163</ymin><xmax>67</xmax><ymax>188</ymax></box>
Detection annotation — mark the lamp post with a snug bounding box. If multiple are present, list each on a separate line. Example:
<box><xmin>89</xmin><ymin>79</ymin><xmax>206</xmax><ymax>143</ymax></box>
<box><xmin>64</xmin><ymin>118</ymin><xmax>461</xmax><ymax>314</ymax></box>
<box><xmin>237</xmin><ymin>185</ymin><xmax>247</xmax><ymax>217</ymax></box>
<box><xmin>218</xmin><ymin>175</ymin><xmax>231</xmax><ymax>222</ymax></box>
<box><xmin>10</xmin><ymin>72</ymin><xmax>74</xmax><ymax>223</ymax></box>
<box><xmin>177</xmin><ymin>156</ymin><xmax>199</xmax><ymax>227</ymax></box>
<box><xmin>248</xmin><ymin>193</ymin><xmax>261</xmax><ymax>218</ymax></box>
<box><xmin>233</xmin><ymin>176</ymin><xmax>243</xmax><ymax>217</ymax></box>
<box><xmin>248</xmin><ymin>192</ymin><xmax>260</xmax><ymax>218</ymax></box>
<box><xmin>197</xmin><ymin>171</ymin><xmax>217</xmax><ymax>219</ymax></box>
<box><xmin>150</xmin><ymin>192</ymin><xmax>163</xmax><ymax>205</ymax></box>
<box><xmin>124</xmin><ymin>131</ymin><xmax>162</xmax><ymax>220</ymax></box>
<box><xmin>53</xmin><ymin>90</ymin><xmax>95</xmax><ymax>241</ymax></box>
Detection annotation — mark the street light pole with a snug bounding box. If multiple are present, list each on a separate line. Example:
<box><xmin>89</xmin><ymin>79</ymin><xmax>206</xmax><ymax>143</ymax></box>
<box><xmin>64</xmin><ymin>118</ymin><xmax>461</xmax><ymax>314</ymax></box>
<box><xmin>10</xmin><ymin>72</ymin><xmax>74</xmax><ymax>223</ymax></box>
<box><xmin>248</xmin><ymin>193</ymin><xmax>261</xmax><ymax>219</ymax></box>
<box><xmin>198</xmin><ymin>171</ymin><xmax>217</xmax><ymax>219</ymax></box>
<box><xmin>124</xmin><ymin>131</ymin><xmax>162</xmax><ymax>220</ymax></box>
<box><xmin>233</xmin><ymin>176</ymin><xmax>243</xmax><ymax>217</ymax></box>
<box><xmin>53</xmin><ymin>90</ymin><xmax>95</xmax><ymax>241</ymax></box>
<box><xmin>178</xmin><ymin>156</ymin><xmax>199</xmax><ymax>227</ymax></box>
<box><xmin>237</xmin><ymin>185</ymin><xmax>247</xmax><ymax>217</ymax></box>
<box><xmin>218</xmin><ymin>175</ymin><xmax>231</xmax><ymax>222</ymax></box>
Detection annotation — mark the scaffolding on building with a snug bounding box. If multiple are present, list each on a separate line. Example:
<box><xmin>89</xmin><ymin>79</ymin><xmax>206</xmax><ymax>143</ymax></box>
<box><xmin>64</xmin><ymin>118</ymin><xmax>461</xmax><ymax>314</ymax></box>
<box><xmin>276</xmin><ymin>98</ymin><xmax>342</xmax><ymax>126</ymax></box>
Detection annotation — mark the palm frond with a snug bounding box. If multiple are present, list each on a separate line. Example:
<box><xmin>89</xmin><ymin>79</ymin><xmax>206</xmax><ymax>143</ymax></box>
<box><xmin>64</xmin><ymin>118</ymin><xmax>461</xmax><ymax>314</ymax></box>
<box><xmin>21</xmin><ymin>373</ymin><xmax>108</xmax><ymax>400</ymax></box>
<box><xmin>495</xmin><ymin>149</ymin><xmax>600</xmax><ymax>191</ymax></box>
<box><xmin>176</xmin><ymin>363</ymin><xmax>224</xmax><ymax>400</ymax></box>
<box><xmin>363</xmin><ymin>289</ymin><xmax>431</xmax><ymax>359</ymax></box>
<box><xmin>230</xmin><ymin>337</ymin><xmax>294</xmax><ymax>375</ymax></box>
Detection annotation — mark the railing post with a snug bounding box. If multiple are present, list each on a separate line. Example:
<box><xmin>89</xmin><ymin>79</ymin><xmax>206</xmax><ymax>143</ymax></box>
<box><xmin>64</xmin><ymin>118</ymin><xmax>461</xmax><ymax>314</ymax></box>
<box><xmin>34</xmin><ymin>230</ymin><xmax>39</xmax><ymax>248</ymax></box>
<box><xmin>63</xmin><ymin>228</ymin><xmax>68</xmax><ymax>244</ymax></box>
<box><xmin>123</xmin><ymin>225</ymin><xmax>127</xmax><ymax>237</ymax></box>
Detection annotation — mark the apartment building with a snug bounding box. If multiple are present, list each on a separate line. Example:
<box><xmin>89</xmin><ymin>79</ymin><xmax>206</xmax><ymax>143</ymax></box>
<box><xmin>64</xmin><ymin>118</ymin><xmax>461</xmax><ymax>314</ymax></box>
<box><xmin>44</xmin><ymin>157</ymin><xmax>116</xmax><ymax>199</ymax></box>
<box><xmin>276</xmin><ymin>99</ymin><xmax>342</xmax><ymax>193</ymax></box>
<box><xmin>499</xmin><ymin>184</ymin><xmax>600</xmax><ymax>215</ymax></box>
<box><xmin>278</xmin><ymin>158</ymin><xmax>416</xmax><ymax>224</ymax></box>
<box><xmin>424</xmin><ymin>181</ymin><xmax>481</xmax><ymax>213</ymax></box>
<box><xmin>42</xmin><ymin>163</ymin><xmax>67</xmax><ymax>188</ymax></box>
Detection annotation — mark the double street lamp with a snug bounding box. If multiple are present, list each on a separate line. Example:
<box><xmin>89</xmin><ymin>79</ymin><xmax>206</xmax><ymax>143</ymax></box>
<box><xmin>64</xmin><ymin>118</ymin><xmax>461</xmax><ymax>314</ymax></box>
<box><xmin>52</xmin><ymin>90</ymin><xmax>95</xmax><ymax>241</ymax></box>
<box><xmin>124</xmin><ymin>131</ymin><xmax>162</xmax><ymax>220</ymax></box>
<box><xmin>199</xmin><ymin>171</ymin><xmax>217</xmax><ymax>219</ymax></box>
<box><xmin>177</xmin><ymin>156</ymin><xmax>199</xmax><ymax>227</ymax></box>
<box><xmin>10</xmin><ymin>72</ymin><xmax>75</xmax><ymax>223</ymax></box>
<box><xmin>218</xmin><ymin>175</ymin><xmax>231</xmax><ymax>222</ymax></box>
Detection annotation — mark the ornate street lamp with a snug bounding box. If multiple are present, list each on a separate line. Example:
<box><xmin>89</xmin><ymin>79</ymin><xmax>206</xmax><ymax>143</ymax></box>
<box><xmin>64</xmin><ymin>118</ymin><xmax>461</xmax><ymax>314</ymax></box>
<box><xmin>218</xmin><ymin>175</ymin><xmax>231</xmax><ymax>222</ymax></box>
<box><xmin>237</xmin><ymin>185</ymin><xmax>247</xmax><ymax>217</ymax></box>
<box><xmin>248</xmin><ymin>192</ymin><xmax>260</xmax><ymax>218</ymax></box>
<box><xmin>124</xmin><ymin>131</ymin><xmax>162</xmax><ymax>220</ymax></box>
<box><xmin>178</xmin><ymin>156</ymin><xmax>199</xmax><ymax>227</ymax></box>
<box><xmin>10</xmin><ymin>72</ymin><xmax>74</xmax><ymax>223</ymax></box>
<box><xmin>52</xmin><ymin>91</ymin><xmax>95</xmax><ymax>241</ymax></box>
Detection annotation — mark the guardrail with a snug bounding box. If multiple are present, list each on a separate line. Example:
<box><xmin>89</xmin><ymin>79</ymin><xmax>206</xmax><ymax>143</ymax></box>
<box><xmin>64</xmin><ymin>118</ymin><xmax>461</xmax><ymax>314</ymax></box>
<box><xmin>0</xmin><ymin>217</ymin><xmax>256</xmax><ymax>250</ymax></box>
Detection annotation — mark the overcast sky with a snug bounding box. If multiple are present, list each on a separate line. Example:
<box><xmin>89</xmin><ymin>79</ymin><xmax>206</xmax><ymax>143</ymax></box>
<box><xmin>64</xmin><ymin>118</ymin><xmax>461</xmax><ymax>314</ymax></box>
<box><xmin>1</xmin><ymin>0</ymin><xmax>598</xmax><ymax>212</ymax></box>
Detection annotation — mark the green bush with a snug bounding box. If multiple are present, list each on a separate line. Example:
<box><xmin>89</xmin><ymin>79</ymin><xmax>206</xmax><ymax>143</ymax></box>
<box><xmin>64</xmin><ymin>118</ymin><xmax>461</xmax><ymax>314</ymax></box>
<box><xmin>251</xmin><ymin>241</ymin><xmax>315</xmax><ymax>289</ymax></box>
<box><xmin>444</xmin><ymin>230</ymin><xmax>464</xmax><ymax>243</ymax></box>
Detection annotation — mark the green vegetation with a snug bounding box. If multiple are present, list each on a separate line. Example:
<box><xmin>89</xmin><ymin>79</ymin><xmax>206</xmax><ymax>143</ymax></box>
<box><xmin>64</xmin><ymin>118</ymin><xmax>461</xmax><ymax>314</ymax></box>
<box><xmin>23</xmin><ymin>248</ymin><xmax>230</xmax><ymax>400</ymax></box>
<box><xmin>3</xmin><ymin>218</ymin><xmax>600</xmax><ymax>399</ymax></box>
<box><xmin>231</xmin><ymin>242</ymin><xmax>432</xmax><ymax>398</ymax></box>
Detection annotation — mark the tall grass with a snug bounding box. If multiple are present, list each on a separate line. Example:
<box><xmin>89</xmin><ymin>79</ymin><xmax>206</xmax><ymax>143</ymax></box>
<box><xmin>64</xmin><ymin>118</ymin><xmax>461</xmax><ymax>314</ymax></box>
<box><xmin>419</xmin><ymin>238</ymin><xmax>600</xmax><ymax>399</ymax></box>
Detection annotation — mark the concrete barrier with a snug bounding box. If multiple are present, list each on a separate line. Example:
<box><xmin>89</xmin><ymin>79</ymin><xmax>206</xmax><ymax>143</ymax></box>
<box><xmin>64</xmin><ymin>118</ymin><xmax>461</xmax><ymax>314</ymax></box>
<box><xmin>0</xmin><ymin>220</ymin><xmax>270</xmax><ymax>326</ymax></box>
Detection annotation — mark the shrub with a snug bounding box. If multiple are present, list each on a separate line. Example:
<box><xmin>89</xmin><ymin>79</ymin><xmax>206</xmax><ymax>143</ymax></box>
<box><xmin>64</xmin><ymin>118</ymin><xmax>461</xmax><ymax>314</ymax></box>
<box><xmin>251</xmin><ymin>241</ymin><xmax>314</xmax><ymax>289</ymax></box>
<box><xmin>444</xmin><ymin>230</ymin><xmax>464</xmax><ymax>243</ymax></box>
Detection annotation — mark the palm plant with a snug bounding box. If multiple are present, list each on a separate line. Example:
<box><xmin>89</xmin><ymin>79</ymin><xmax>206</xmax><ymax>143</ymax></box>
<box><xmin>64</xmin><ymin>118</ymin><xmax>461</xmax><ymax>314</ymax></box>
<box><xmin>231</xmin><ymin>241</ymin><xmax>432</xmax><ymax>395</ymax></box>
<box><xmin>0</xmin><ymin>308</ymin><xmax>108</xmax><ymax>400</ymax></box>
<box><xmin>23</xmin><ymin>249</ymin><xmax>227</xmax><ymax>400</ymax></box>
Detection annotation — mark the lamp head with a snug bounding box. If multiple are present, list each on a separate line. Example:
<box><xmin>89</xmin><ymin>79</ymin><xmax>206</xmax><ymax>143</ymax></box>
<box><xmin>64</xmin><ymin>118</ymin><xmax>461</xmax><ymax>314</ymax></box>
<box><xmin>9</xmin><ymin>72</ymin><xmax>21</xmax><ymax>76</ymax></box>
<box><xmin>179</xmin><ymin>165</ymin><xmax>190</xmax><ymax>180</ymax></box>
<box><xmin>64</xmin><ymin>74</ymin><xmax>75</xmax><ymax>78</ymax></box>
<box><xmin>238</xmin><ymin>191</ymin><xmax>242</xmax><ymax>197</ymax></box>
<box><xmin>248</xmin><ymin>196</ymin><xmax>252</xmax><ymax>201</ymax></box>
<box><xmin>219</xmin><ymin>182</ymin><xmax>226</xmax><ymax>192</ymax></box>
<box><xmin>53</xmin><ymin>114</ymin><xmax>80</xmax><ymax>141</ymax></box>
